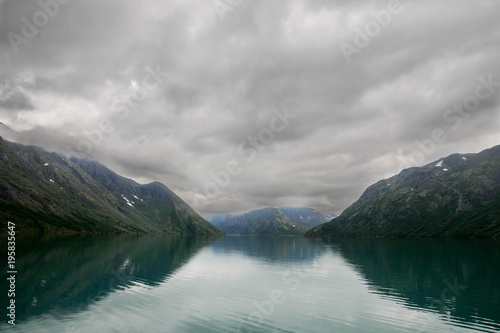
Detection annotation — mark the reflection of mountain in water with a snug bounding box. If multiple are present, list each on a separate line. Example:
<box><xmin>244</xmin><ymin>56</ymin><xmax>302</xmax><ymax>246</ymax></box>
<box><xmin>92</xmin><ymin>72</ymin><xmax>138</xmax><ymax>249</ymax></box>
<box><xmin>329</xmin><ymin>238</ymin><xmax>500</xmax><ymax>325</ymax></box>
<box><xmin>0</xmin><ymin>234</ymin><xmax>213</xmax><ymax>322</ymax></box>
<box><xmin>210</xmin><ymin>236</ymin><xmax>322</xmax><ymax>262</ymax></box>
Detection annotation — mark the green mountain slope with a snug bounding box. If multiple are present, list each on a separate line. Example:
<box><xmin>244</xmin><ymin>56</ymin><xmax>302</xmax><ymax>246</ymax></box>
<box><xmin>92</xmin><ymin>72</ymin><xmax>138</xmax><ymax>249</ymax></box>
<box><xmin>209</xmin><ymin>207</ymin><xmax>308</xmax><ymax>235</ymax></box>
<box><xmin>0</xmin><ymin>137</ymin><xmax>223</xmax><ymax>235</ymax></box>
<box><xmin>306</xmin><ymin>145</ymin><xmax>500</xmax><ymax>238</ymax></box>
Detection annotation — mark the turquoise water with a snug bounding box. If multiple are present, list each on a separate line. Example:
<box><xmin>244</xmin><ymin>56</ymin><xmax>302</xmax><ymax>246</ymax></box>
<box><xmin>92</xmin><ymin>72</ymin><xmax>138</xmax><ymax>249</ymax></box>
<box><xmin>1</xmin><ymin>235</ymin><xmax>499</xmax><ymax>332</ymax></box>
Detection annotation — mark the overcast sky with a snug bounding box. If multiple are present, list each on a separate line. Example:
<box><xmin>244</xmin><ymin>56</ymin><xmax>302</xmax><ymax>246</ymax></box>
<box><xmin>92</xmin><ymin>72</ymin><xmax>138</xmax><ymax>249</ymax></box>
<box><xmin>1</xmin><ymin>0</ymin><xmax>500</xmax><ymax>217</ymax></box>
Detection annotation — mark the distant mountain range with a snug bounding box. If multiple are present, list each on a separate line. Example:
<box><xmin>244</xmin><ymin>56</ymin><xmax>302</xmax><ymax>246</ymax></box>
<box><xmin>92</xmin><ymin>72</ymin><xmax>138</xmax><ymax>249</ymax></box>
<box><xmin>0</xmin><ymin>137</ymin><xmax>222</xmax><ymax>235</ymax></box>
<box><xmin>306</xmin><ymin>145</ymin><xmax>500</xmax><ymax>238</ymax></box>
<box><xmin>208</xmin><ymin>207</ymin><xmax>334</xmax><ymax>235</ymax></box>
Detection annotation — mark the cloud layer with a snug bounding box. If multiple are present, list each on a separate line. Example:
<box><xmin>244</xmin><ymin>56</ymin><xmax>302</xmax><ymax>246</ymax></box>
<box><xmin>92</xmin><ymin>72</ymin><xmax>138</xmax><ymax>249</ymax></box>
<box><xmin>1</xmin><ymin>0</ymin><xmax>500</xmax><ymax>216</ymax></box>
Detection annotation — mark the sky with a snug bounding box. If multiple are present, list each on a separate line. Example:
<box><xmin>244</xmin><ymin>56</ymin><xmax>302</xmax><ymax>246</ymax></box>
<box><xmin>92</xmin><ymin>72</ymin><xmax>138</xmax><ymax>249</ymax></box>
<box><xmin>0</xmin><ymin>0</ymin><xmax>500</xmax><ymax>217</ymax></box>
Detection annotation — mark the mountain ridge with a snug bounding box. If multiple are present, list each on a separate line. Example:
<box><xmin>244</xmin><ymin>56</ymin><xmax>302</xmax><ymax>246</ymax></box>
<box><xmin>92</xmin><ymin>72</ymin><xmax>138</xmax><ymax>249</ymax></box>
<box><xmin>306</xmin><ymin>145</ymin><xmax>500</xmax><ymax>238</ymax></box>
<box><xmin>0</xmin><ymin>137</ymin><xmax>223</xmax><ymax>235</ymax></box>
<box><xmin>209</xmin><ymin>207</ymin><xmax>333</xmax><ymax>235</ymax></box>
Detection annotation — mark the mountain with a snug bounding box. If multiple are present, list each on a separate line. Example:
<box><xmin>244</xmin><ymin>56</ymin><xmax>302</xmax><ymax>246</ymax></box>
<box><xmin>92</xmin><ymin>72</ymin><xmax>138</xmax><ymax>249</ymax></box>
<box><xmin>208</xmin><ymin>207</ymin><xmax>306</xmax><ymax>235</ymax></box>
<box><xmin>277</xmin><ymin>207</ymin><xmax>333</xmax><ymax>228</ymax></box>
<box><xmin>0</xmin><ymin>137</ymin><xmax>223</xmax><ymax>235</ymax></box>
<box><xmin>322</xmin><ymin>213</ymin><xmax>338</xmax><ymax>221</ymax></box>
<box><xmin>208</xmin><ymin>207</ymin><xmax>329</xmax><ymax>235</ymax></box>
<box><xmin>306</xmin><ymin>145</ymin><xmax>500</xmax><ymax>238</ymax></box>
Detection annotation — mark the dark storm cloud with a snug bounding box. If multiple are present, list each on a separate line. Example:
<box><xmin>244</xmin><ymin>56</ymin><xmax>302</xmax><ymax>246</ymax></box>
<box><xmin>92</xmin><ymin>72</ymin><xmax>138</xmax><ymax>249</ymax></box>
<box><xmin>1</xmin><ymin>0</ymin><xmax>499</xmax><ymax>217</ymax></box>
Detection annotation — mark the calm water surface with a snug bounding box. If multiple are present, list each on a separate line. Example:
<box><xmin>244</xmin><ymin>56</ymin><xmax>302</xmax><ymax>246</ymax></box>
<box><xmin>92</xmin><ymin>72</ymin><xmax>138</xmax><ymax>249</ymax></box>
<box><xmin>1</xmin><ymin>234</ymin><xmax>499</xmax><ymax>332</ymax></box>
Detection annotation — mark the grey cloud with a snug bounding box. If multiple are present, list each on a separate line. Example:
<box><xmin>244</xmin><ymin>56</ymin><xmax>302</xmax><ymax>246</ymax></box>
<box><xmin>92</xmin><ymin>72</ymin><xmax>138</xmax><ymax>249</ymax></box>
<box><xmin>0</xmin><ymin>85</ymin><xmax>34</xmax><ymax>110</ymax></box>
<box><xmin>0</xmin><ymin>0</ymin><xmax>499</xmax><ymax>217</ymax></box>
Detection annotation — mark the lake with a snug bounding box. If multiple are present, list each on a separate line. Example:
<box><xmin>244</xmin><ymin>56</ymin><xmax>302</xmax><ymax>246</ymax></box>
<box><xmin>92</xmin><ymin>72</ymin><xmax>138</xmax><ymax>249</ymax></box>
<box><xmin>1</xmin><ymin>234</ymin><xmax>499</xmax><ymax>332</ymax></box>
